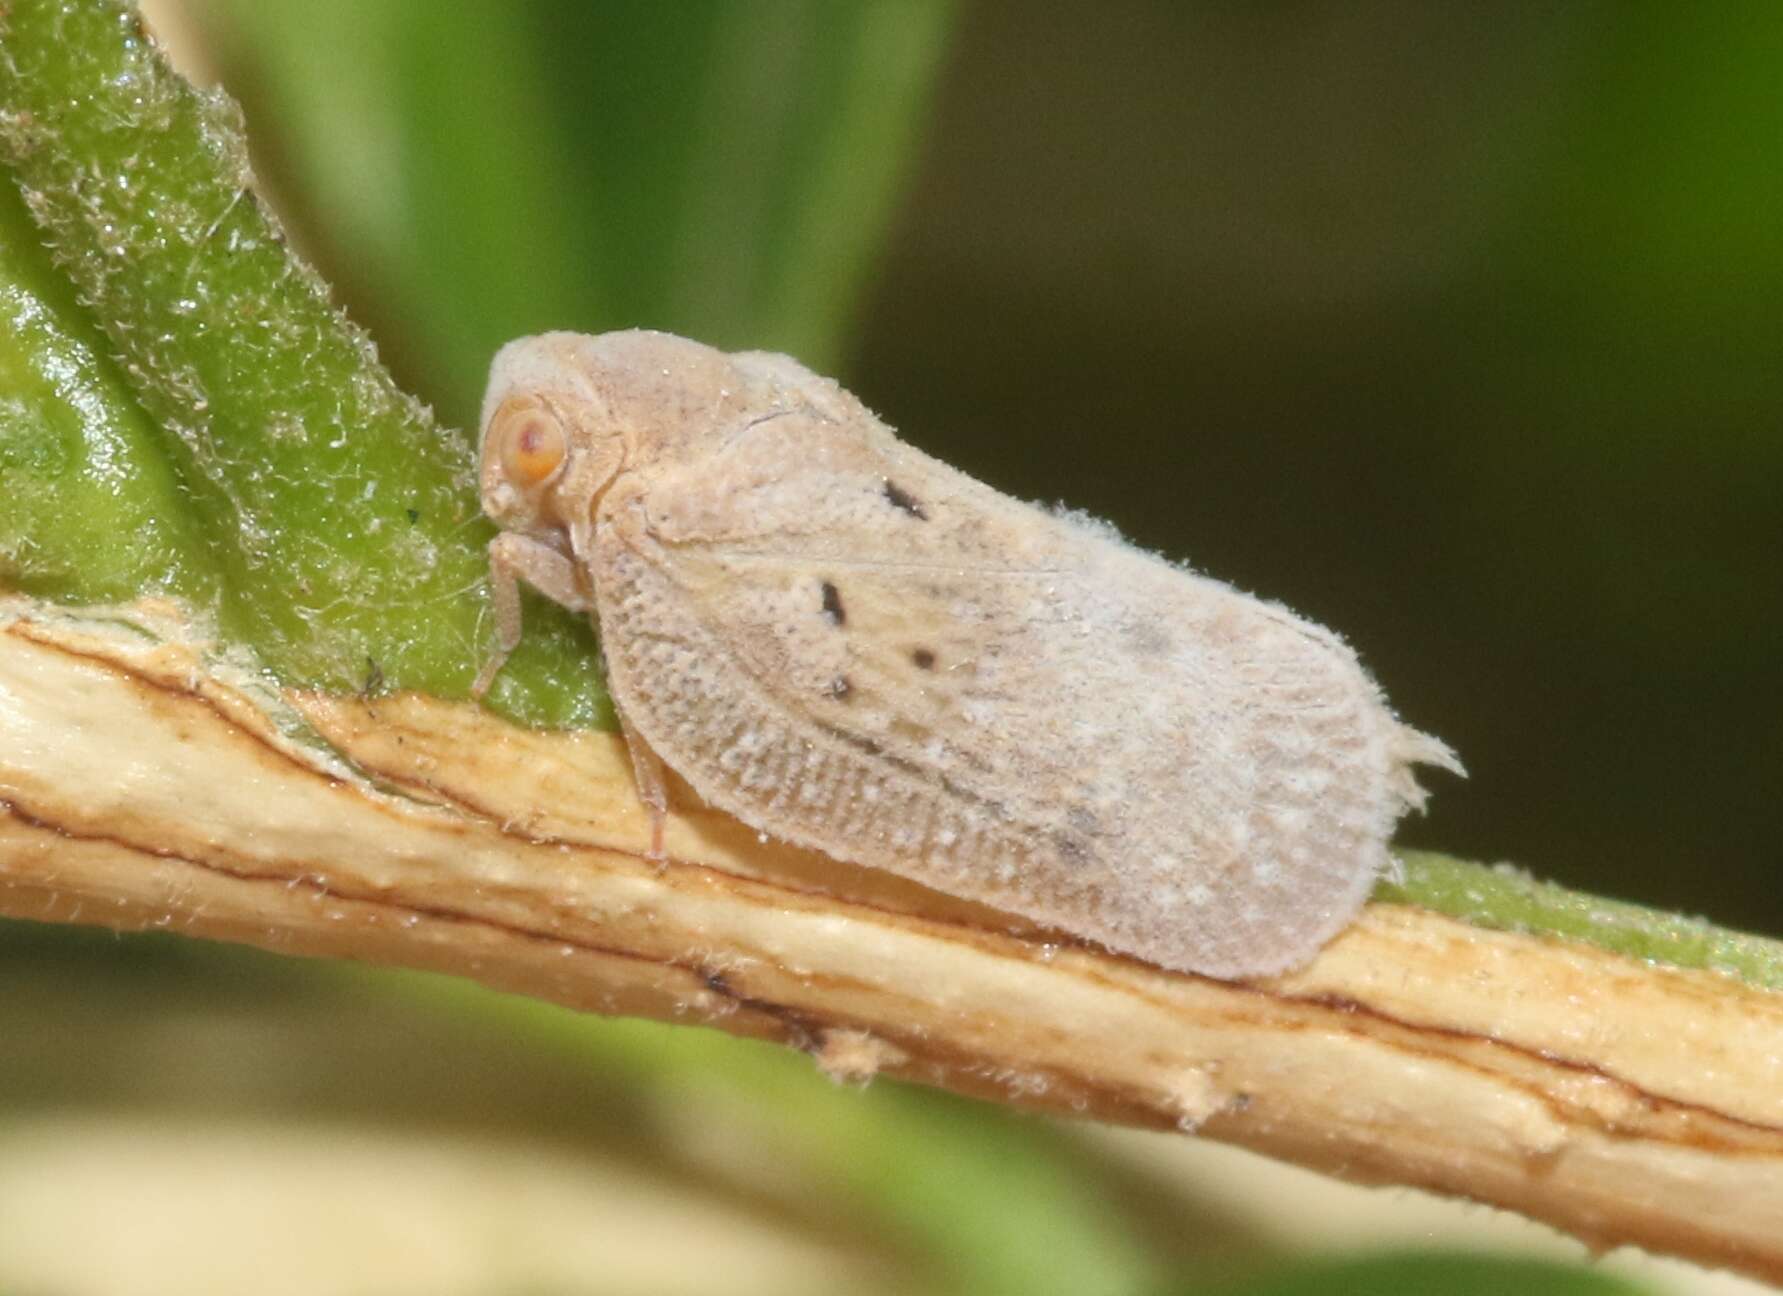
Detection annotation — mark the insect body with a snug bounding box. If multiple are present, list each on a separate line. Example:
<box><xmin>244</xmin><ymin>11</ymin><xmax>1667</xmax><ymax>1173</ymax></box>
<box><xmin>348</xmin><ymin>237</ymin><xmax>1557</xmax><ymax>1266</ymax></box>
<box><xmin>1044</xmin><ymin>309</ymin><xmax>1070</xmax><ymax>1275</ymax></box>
<box><xmin>474</xmin><ymin>330</ymin><xmax>1459</xmax><ymax>979</ymax></box>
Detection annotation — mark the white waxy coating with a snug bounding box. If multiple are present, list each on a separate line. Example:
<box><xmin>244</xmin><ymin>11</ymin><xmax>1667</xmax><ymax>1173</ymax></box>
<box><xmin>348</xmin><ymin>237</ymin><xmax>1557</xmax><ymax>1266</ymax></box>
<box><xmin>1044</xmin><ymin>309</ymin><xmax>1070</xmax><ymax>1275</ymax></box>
<box><xmin>475</xmin><ymin>329</ymin><xmax>1461</xmax><ymax>979</ymax></box>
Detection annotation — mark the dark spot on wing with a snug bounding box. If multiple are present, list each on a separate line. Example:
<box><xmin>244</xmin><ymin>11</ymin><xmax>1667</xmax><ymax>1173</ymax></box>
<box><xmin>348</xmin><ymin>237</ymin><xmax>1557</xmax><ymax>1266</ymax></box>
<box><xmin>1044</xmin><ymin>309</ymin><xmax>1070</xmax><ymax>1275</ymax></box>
<box><xmin>1122</xmin><ymin>618</ymin><xmax>1172</xmax><ymax>656</ymax></box>
<box><xmin>820</xmin><ymin>580</ymin><xmax>845</xmax><ymax>625</ymax></box>
<box><xmin>1067</xmin><ymin>806</ymin><xmax>1101</xmax><ymax>837</ymax></box>
<box><xmin>883</xmin><ymin>480</ymin><xmax>928</xmax><ymax>520</ymax></box>
<box><xmin>911</xmin><ymin>648</ymin><xmax>936</xmax><ymax>670</ymax></box>
<box><xmin>829</xmin><ymin>675</ymin><xmax>853</xmax><ymax>700</ymax></box>
<box><xmin>1053</xmin><ymin>832</ymin><xmax>1090</xmax><ymax>865</ymax></box>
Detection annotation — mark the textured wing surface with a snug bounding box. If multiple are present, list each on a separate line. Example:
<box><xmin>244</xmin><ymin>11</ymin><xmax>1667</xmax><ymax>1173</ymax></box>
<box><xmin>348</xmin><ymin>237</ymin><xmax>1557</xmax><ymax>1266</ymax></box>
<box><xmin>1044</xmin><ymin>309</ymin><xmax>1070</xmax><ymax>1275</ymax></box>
<box><xmin>595</xmin><ymin>395</ymin><xmax>1442</xmax><ymax>977</ymax></box>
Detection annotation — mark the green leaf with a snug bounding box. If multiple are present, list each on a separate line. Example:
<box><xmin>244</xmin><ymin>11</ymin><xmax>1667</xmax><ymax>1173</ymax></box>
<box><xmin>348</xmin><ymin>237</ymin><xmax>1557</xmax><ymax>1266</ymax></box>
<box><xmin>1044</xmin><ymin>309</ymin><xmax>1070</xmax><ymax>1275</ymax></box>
<box><xmin>0</xmin><ymin>0</ymin><xmax>602</xmax><ymax>723</ymax></box>
<box><xmin>0</xmin><ymin>178</ymin><xmax>214</xmax><ymax>603</ymax></box>
<box><xmin>1176</xmin><ymin>1251</ymin><xmax>1654</xmax><ymax>1296</ymax></box>
<box><xmin>1381</xmin><ymin>851</ymin><xmax>1783</xmax><ymax>991</ymax></box>
<box><xmin>0</xmin><ymin>0</ymin><xmax>952</xmax><ymax>730</ymax></box>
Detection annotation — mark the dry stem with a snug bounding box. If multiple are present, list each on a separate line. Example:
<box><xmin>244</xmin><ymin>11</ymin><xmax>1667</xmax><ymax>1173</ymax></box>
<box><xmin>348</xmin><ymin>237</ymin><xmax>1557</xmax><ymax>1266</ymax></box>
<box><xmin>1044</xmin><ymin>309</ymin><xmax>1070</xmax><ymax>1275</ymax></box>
<box><xmin>2</xmin><ymin>595</ymin><xmax>1780</xmax><ymax>1284</ymax></box>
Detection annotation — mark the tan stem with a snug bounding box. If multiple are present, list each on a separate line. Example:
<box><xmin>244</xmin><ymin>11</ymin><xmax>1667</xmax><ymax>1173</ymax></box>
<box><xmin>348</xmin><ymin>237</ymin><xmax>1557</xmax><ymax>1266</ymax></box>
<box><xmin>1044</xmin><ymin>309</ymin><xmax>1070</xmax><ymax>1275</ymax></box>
<box><xmin>2</xmin><ymin>595</ymin><xmax>1780</xmax><ymax>1283</ymax></box>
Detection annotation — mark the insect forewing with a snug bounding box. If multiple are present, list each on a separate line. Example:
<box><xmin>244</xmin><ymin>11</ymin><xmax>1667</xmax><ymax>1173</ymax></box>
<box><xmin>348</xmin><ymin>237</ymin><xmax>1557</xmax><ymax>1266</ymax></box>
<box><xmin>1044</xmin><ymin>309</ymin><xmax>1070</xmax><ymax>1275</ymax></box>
<box><xmin>581</xmin><ymin>352</ymin><xmax>1452</xmax><ymax>977</ymax></box>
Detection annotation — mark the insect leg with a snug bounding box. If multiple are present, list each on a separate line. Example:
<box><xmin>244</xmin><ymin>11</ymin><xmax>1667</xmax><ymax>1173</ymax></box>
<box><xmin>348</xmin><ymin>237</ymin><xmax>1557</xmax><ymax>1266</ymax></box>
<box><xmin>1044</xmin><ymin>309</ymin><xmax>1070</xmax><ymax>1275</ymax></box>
<box><xmin>614</xmin><ymin>700</ymin><xmax>671</xmax><ymax>860</ymax></box>
<box><xmin>472</xmin><ymin>532</ymin><xmax>592</xmax><ymax>698</ymax></box>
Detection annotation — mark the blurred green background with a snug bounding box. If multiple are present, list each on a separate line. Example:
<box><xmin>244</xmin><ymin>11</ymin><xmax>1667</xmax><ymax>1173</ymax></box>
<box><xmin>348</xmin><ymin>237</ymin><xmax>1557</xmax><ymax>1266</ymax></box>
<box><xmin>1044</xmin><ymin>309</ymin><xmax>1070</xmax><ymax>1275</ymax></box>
<box><xmin>3</xmin><ymin>2</ymin><xmax>1779</xmax><ymax>1293</ymax></box>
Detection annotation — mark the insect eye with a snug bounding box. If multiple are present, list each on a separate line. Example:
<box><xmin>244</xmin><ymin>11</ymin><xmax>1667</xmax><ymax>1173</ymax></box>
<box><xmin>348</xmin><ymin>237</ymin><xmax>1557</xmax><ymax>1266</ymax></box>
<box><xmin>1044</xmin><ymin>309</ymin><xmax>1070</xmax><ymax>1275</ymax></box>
<box><xmin>494</xmin><ymin>400</ymin><xmax>568</xmax><ymax>487</ymax></box>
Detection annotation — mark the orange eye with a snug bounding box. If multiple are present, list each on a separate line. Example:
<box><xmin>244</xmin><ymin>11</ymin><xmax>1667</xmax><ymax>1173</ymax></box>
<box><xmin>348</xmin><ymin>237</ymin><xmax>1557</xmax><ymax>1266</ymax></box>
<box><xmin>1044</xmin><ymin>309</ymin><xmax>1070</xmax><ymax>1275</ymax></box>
<box><xmin>493</xmin><ymin>399</ymin><xmax>568</xmax><ymax>487</ymax></box>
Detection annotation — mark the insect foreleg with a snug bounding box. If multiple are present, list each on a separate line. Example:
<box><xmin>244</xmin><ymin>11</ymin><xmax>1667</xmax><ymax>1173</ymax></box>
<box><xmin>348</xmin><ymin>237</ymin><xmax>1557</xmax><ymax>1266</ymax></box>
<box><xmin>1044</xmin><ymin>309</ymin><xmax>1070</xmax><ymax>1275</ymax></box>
<box><xmin>471</xmin><ymin>532</ymin><xmax>592</xmax><ymax>698</ymax></box>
